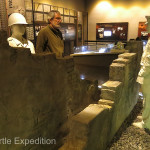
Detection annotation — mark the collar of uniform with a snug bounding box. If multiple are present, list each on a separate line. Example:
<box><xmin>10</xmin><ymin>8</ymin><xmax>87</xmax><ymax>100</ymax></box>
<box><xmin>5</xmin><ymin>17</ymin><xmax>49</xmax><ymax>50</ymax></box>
<box><xmin>8</xmin><ymin>37</ymin><xmax>22</xmax><ymax>46</ymax></box>
<box><xmin>8</xmin><ymin>37</ymin><xmax>28</xmax><ymax>47</ymax></box>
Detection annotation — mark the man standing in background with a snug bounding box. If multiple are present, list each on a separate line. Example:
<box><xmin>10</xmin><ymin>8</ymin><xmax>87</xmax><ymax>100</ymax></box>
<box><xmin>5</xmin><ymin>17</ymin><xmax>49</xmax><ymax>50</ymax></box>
<box><xmin>36</xmin><ymin>10</ymin><xmax>64</xmax><ymax>57</ymax></box>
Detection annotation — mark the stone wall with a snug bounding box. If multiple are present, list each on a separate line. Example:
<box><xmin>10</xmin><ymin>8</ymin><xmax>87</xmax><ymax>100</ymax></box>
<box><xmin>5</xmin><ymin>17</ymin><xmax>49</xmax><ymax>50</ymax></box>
<box><xmin>0</xmin><ymin>34</ymin><xmax>99</xmax><ymax>150</ymax></box>
<box><xmin>60</xmin><ymin>41</ymin><xmax>143</xmax><ymax>150</ymax></box>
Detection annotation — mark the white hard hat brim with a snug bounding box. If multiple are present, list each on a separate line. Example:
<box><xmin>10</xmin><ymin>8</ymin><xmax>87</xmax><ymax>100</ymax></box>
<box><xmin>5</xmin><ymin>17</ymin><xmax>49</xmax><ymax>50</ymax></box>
<box><xmin>8</xmin><ymin>22</ymin><xmax>28</xmax><ymax>26</ymax></box>
<box><xmin>8</xmin><ymin>13</ymin><xmax>28</xmax><ymax>26</ymax></box>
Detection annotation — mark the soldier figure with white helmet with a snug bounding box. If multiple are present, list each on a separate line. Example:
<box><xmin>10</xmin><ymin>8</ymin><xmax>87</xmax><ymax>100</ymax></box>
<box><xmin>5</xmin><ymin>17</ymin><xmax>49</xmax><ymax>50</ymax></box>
<box><xmin>7</xmin><ymin>13</ymin><xmax>35</xmax><ymax>54</ymax></box>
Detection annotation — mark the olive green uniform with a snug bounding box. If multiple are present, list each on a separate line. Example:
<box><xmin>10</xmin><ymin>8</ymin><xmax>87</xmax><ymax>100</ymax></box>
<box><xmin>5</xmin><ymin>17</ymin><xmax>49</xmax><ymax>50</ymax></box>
<box><xmin>36</xmin><ymin>25</ymin><xmax>64</xmax><ymax>57</ymax></box>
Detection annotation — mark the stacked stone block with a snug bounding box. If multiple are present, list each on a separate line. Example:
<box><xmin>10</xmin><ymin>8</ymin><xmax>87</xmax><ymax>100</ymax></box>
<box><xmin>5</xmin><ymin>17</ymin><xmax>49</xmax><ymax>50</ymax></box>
<box><xmin>60</xmin><ymin>41</ymin><xmax>143</xmax><ymax>150</ymax></box>
<box><xmin>0</xmin><ymin>38</ymin><xmax>99</xmax><ymax>150</ymax></box>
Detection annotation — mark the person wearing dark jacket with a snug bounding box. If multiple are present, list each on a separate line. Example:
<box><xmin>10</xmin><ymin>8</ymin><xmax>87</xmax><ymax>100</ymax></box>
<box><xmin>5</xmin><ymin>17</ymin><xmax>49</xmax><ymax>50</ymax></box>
<box><xmin>36</xmin><ymin>10</ymin><xmax>64</xmax><ymax>57</ymax></box>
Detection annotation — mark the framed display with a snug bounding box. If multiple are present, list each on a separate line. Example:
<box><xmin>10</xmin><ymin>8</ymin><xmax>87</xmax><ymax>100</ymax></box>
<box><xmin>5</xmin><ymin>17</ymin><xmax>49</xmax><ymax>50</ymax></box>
<box><xmin>44</xmin><ymin>14</ymin><xmax>48</xmax><ymax>22</ymax></box>
<box><xmin>70</xmin><ymin>17</ymin><xmax>75</xmax><ymax>24</ymax></box>
<box><xmin>7</xmin><ymin>0</ymin><xmax>25</xmax><ymax>15</ymax></box>
<box><xmin>25</xmin><ymin>0</ymin><xmax>32</xmax><ymax>10</ymax></box>
<box><xmin>70</xmin><ymin>10</ymin><xmax>75</xmax><ymax>16</ymax></box>
<box><xmin>51</xmin><ymin>6</ymin><xmax>58</xmax><ymax>11</ymax></box>
<box><xmin>25</xmin><ymin>11</ymin><xmax>32</xmax><ymax>23</ymax></box>
<box><xmin>138</xmin><ymin>22</ymin><xmax>150</xmax><ymax>40</ymax></box>
<box><xmin>58</xmin><ymin>7</ymin><xmax>63</xmax><ymax>14</ymax></box>
<box><xmin>34</xmin><ymin>13</ymin><xmax>43</xmax><ymax>21</ymax></box>
<box><xmin>96</xmin><ymin>22</ymin><xmax>128</xmax><ymax>41</ymax></box>
<box><xmin>44</xmin><ymin>5</ymin><xmax>50</xmax><ymax>12</ymax></box>
<box><xmin>78</xmin><ymin>12</ymin><xmax>83</xmax><ymax>24</ymax></box>
<box><xmin>64</xmin><ymin>16</ymin><xmax>69</xmax><ymax>23</ymax></box>
<box><xmin>34</xmin><ymin>3</ymin><xmax>43</xmax><ymax>12</ymax></box>
<box><xmin>64</xmin><ymin>8</ymin><xmax>69</xmax><ymax>15</ymax></box>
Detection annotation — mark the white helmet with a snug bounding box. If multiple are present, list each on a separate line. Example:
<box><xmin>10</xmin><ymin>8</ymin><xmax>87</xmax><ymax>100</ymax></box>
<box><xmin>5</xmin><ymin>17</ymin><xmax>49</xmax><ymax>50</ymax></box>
<box><xmin>8</xmin><ymin>13</ymin><xmax>28</xmax><ymax>26</ymax></box>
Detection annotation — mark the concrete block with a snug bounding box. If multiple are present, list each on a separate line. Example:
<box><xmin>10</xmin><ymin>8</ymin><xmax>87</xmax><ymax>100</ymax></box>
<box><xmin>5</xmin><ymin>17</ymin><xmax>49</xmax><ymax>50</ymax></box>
<box><xmin>109</xmin><ymin>63</ymin><xmax>125</xmax><ymax>82</ymax></box>
<box><xmin>113</xmin><ymin>58</ymin><xmax>129</xmax><ymax>64</ymax></box>
<box><xmin>59</xmin><ymin>104</ymin><xmax>112</xmax><ymax>150</ymax></box>
<box><xmin>98</xmin><ymin>99</ymin><xmax>114</xmax><ymax>107</ymax></box>
<box><xmin>72</xmin><ymin>104</ymin><xmax>108</xmax><ymax>125</ymax></box>
<box><xmin>102</xmin><ymin>80</ymin><xmax>122</xmax><ymax>91</ymax></box>
<box><xmin>118</xmin><ymin>53</ymin><xmax>136</xmax><ymax>61</ymax></box>
<box><xmin>101</xmin><ymin>89</ymin><xmax>116</xmax><ymax>101</ymax></box>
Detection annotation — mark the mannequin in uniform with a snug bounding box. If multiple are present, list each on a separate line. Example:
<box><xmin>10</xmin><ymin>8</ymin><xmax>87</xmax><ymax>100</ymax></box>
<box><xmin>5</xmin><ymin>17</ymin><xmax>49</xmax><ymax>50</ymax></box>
<box><xmin>134</xmin><ymin>16</ymin><xmax>150</xmax><ymax>132</ymax></box>
<box><xmin>7</xmin><ymin>13</ymin><xmax>35</xmax><ymax>54</ymax></box>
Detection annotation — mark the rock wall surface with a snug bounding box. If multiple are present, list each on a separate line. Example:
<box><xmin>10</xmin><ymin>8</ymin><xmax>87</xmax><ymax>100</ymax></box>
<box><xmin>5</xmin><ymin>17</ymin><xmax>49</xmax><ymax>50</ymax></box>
<box><xmin>0</xmin><ymin>32</ymin><xmax>99</xmax><ymax>150</ymax></box>
<box><xmin>60</xmin><ymin>41</ymin><xmax>143</xmax><ymax>150</ymax></box>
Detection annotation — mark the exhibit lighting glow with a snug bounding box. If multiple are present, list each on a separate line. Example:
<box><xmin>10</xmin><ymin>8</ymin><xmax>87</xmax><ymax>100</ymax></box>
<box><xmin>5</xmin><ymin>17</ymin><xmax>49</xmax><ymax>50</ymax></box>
<box><xmin>139</xmin><ymin>92</ymin><xmax>143</xmax><ymax>100</ymax></box>
<box><xmin>98</xmin><ymin>85</ymin><xmax>102</xmax><ymax>89</ymax></box>
<box><xmin>98</xmin><ymin>1</ymin><xmax>112</xmax><ymax>10</ymax></box>
<box><xmin>139</xmin><ymin>92</ymin><xmax>143</xmax><ymax>97</ymax></box>
<box><xmin>99</xmin><ymin>48</ymin><xmax>107</xmax><ymax>53</ymax></box>
<box><xmin>108</xmin><ymin>44</ymin><xmax>114</xmax><ymax>48</ymax></box>
<box><xmin>143</xmin><ymin>41</ymin><xmax>147</xmax><ymax>46</ymax></box>
<box><xmin>82</xmin><ymin>46</ymin><xmax>87</xmax><ymax>52</ymax></box>
<box><xmin>80</xmin><ymin>75</ymin><xmax>85</xmax><ymax>80</ymax></box>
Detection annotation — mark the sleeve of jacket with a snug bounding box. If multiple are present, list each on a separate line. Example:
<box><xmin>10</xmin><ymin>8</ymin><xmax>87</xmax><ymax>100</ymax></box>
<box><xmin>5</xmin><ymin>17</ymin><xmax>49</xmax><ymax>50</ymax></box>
<box><xmin>36</xmin><ymin>29</ymin><xmax>47</xmax><ymax>53</ymax></box>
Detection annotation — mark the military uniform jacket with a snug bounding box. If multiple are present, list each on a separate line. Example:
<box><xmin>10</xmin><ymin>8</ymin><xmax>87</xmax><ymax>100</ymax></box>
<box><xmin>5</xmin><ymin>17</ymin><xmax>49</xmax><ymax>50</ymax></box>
<box><xmin>7</xmin><ymin>37</ymin><xmax>35</xmax><ymax>54</ymax></box>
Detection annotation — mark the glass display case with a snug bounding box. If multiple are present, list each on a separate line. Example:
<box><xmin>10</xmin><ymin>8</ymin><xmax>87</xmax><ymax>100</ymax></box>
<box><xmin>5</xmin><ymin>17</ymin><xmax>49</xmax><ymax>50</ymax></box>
<box><xmin>73</xmin><ymin>42</ymin><xmax>115</xmax><ymax>54</ymax></box>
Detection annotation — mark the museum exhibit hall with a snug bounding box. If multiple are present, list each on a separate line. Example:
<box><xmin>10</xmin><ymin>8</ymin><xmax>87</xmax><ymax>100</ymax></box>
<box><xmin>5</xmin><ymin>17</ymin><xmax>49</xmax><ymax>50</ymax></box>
<box><xmin>1</xmin><ymin>0</ymin><xmax>150</xmax><ymax>149</ymax></box>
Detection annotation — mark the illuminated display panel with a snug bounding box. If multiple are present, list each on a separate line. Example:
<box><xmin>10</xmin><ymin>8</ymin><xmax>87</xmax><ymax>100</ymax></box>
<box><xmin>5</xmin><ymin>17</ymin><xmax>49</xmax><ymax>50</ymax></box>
<box><xmin>96</xmin><ymin>22</ymin><xmax>128</xmax><ymax>41</ymax></box>
<box><xmin>138</xmin><ymin>22</ymin><xmax>150</xmax><ymax>40</ymax></box>
<box><xmin>104</xmin><ymin>31</ymin><xmax>112</xmax><ymax>37</ymax></box>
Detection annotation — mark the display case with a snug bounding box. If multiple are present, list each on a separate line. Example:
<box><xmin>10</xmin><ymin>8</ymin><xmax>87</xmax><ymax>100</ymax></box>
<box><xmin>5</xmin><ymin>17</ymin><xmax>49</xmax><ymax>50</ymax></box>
<box><xmin>73</xmin><ymin>42</ymin><xmax>115</xmax><ymax>54</ymax></box>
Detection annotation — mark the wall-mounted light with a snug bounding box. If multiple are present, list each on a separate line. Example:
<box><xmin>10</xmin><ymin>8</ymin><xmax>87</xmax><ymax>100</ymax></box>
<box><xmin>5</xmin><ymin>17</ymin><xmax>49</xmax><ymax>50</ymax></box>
<box><xmin>98</xmin><ymin>1</ymin><xmax>112</xmax><ymax>10</ymax></box>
